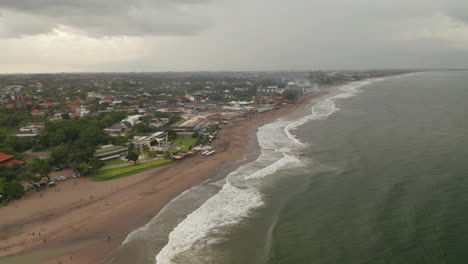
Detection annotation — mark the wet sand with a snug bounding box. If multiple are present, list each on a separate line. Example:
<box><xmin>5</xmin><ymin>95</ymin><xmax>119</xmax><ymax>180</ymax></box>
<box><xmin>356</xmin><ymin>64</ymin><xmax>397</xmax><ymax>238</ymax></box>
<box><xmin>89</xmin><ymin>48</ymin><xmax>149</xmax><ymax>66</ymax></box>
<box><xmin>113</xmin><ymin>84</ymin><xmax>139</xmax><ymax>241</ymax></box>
<box><xmin>0</xmin><ymin>91</ymin><xmax>329</xmax><ymax>264</ymax></box>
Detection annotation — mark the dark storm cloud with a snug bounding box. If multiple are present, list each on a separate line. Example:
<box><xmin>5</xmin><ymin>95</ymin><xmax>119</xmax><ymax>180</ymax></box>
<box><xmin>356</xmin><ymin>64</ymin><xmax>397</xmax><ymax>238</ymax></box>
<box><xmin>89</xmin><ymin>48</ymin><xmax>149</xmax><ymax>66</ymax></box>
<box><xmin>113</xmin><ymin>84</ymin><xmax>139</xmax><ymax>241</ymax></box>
<box><xmin>0</xmin><ymin>0</ymin><xmax>212</xmax><ymax>37</ymax></box>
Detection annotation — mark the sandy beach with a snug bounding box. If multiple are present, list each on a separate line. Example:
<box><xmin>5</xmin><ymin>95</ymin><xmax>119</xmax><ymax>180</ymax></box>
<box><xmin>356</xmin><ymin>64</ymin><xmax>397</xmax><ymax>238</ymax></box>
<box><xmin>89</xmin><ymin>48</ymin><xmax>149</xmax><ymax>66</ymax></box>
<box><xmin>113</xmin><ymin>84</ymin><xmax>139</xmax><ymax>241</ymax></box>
<box><xmin>0</xmin><ymin>91</ymin><xmax>329</xmax><ymax>264</ymax></box>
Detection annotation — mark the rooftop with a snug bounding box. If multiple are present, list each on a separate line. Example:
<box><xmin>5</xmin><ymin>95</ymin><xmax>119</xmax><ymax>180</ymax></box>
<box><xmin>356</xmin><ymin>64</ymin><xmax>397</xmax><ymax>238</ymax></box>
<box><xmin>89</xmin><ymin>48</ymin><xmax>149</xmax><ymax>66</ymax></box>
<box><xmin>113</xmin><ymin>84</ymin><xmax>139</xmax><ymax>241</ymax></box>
<box><xmin>94</xmin><ymin>145</ymin><xmax>128</xmax><ymax>157</ymax></box>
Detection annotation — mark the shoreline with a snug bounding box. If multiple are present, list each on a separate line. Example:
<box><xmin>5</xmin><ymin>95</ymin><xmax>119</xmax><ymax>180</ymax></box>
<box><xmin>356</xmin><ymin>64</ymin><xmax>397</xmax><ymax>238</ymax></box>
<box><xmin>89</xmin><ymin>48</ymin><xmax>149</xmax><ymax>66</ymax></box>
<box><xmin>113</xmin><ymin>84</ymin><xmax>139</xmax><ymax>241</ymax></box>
<box><xmin>0</xmin><ymin>90</ymin><xmax>331</xmax><ymax>264</ymax></box>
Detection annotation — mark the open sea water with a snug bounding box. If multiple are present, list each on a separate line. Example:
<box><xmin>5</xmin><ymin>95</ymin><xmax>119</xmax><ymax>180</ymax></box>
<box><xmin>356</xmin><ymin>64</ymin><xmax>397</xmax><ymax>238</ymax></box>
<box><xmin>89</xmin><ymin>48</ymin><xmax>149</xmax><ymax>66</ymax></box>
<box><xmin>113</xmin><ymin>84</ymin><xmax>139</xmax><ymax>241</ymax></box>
<box><xmin>115</xmin><ymin>71</ymin><xmax>468</xmax><ymax>264</ymax></box>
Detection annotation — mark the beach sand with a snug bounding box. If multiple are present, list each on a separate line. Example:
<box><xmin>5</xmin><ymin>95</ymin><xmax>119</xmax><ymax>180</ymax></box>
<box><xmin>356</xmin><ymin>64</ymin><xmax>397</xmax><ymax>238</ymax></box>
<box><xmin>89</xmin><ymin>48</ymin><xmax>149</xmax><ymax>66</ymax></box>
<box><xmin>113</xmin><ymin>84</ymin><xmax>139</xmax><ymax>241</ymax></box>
<box><xmin>0</xmin><ymin>91</ymin><xmax>329</xmax><ymax>264</ymax></box>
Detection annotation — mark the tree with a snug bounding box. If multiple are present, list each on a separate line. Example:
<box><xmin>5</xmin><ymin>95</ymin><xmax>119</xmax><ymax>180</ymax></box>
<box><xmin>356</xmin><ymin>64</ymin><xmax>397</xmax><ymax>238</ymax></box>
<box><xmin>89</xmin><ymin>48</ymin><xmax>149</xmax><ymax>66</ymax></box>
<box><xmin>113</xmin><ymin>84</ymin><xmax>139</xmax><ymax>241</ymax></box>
<box><xmin>166</xmin><ymin>128</ymin><xmax>177</xmax><ymax>140</ymax></box>
<box><xmin>192</xmin><ymin>132</ymin><xmax>199</xmax><ymax>138</ymax></box>
<box><xmin>61</xmin><ymin>113</ymin><xmax>71</xmax><ymax>120</ymax></box>
<box><xmin>19</xmin><ymin>172</ymin><xmax>42</xmax><ymax>191</ymax></box>
<box><xmin>4</xmin><ymin>180</ymin><xmax>24</xmax><ymax>200</ymax></box>
<box><xmin>133</xmin><ymin>123</ymin><xmax>154</xmax><ymax>134</ymax></box>
<box><xmin>207</xmin><ymin>124</ymin><xmax>219</xmax><ymax>134</ymax></box>
<box><xmin>88</xmin><ymin>157</ymin><xmax>104</xmax><ymax>172</ymax></box>
<box><xmin>5</xmin><ymin>136</ymin><xmax>32</xmax><ymax>153</ymax></box>
<box><xmin>0</xmin><ymin>177</ymin><xmax>7</xmax><ymax>195</ymax></box>
<box><xmin>126</xmin><ymin>151</ymin><xmax>139</xmax><ymax>165</ymax></box>
<box><xmin>0</xmin><ymin>166</ymin><xmax>18</xmax><ymax>181</ymax></box>
<box><xmin>168</xmin><ymin>115</ymin><xmax>182</xmax><ymax>125</ymax></box>
<box><xmin>71</xmin><ymin>144</ymin><xmax>96</xmax><ymax>164</ymax></box>
<box><xmin>49</xmin><ymin>144</ymin><xmax>70</xmax><ymax>167</ymax></box>
<box><xmin>28</xmin><ymin>158</ymin><xmax>52</xmax><ymax>183</ymax></box>
<box><xmin>282</xmin><ymin>89</ymin><xmax>298</xmax><ymax>101</ymax></box>
<box><xmin>0</xmin><ymin>146</ymin><xmax>16</xmax><ymax>155</ymax></box>
<box><xmin>73</xmin><ymin>158</ymin><xmax>103</xmax><ymax>176</ymax></box>
<box><xmin>76</xmin><ymin>163</ymin><xmax>91</xmax><ymax>176</ymax></box>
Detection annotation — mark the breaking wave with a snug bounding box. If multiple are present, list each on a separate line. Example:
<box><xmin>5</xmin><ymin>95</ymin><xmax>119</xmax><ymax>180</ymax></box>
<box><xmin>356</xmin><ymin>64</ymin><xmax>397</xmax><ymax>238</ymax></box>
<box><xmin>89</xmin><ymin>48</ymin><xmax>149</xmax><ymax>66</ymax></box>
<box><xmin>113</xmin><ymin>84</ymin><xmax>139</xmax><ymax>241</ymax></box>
<box><xmin>123</xmin><ymin>79</ymin><xmax>381</xmax><ymax>264</ymax></box>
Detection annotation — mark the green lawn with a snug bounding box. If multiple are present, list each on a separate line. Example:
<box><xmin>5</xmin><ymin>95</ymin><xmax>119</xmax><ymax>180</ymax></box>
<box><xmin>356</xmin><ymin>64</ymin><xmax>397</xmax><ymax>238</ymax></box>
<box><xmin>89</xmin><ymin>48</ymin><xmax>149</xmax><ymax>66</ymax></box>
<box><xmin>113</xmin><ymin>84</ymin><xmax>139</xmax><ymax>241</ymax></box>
<box><xmin>105</xmin><ymin>159</ymin><xmax>130</xmax><ymax>166</ymax></box>
<box><xmin>173</xmin><ymin>137</ymin><xmax>197</xmax><ymax>152</ymax></box>
<box><xmin>93</xmin><ymin>159</ymin><xmax>174</xmax><ymax>181</ymax></box>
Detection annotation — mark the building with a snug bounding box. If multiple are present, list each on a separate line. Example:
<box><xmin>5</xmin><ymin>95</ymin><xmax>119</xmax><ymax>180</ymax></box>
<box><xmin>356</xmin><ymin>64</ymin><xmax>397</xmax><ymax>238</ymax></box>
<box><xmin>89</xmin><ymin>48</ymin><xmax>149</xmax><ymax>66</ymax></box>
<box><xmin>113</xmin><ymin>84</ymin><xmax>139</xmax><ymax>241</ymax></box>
<box><xmin>15</xmin><ymin>124</ymin><xmax>45</xmax><ymax>137</ymax></box>
<box><xmin>0</xmin><ymin>152</ymin><xmax>26</xmax><ymax>167</ymax></box>
<box><xmin>257</xmin><ymin>86</ymin><xmax>285</xmax><ymax>94</ymax></box>
<box><xmin>122</xmin><ymin>115</ymin><xmax>143</xmax><ymax>126</ymax></box>
<box><xmin>133</xmin><ymin>132</ymin><xmax>169</xmax><ymax>152</ymax></box>
<box><xmin>104</xmin><ymin>123</ymin><xmax>129</xmax><ymax>136</ymax></box>
<box><xmin>94</xmin><ymin>145</ymin><xmax>128</xmax><ymax>162</ymax></box>
<box><xmin>170</xmin><ymin>126</ymin><xmax>199</xmax><ymax>136</ymax></box>
<box><xmin>31</xmin><ymin>109</ymin><xmax>45</xmax><ymax>116</ymax></box>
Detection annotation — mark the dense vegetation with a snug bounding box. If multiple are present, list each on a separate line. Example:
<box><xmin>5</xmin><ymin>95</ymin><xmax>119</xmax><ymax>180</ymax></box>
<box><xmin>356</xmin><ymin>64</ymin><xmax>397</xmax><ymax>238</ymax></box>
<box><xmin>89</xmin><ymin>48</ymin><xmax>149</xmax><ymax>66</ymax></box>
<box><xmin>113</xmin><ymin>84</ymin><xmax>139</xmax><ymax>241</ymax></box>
<box><xmin>0</xmin><ymin>111</ymin><xmax>128</xmax><ymax>203</ymax></box>
<box><xmin>0</xmin><ymin>107</ymin><xmax>35</xmax><ymax>154</ymax></box>
<box><xmin>282</xmin><ymin>89</ymin><xmax>299</xmax><ymax>101</ymax></box>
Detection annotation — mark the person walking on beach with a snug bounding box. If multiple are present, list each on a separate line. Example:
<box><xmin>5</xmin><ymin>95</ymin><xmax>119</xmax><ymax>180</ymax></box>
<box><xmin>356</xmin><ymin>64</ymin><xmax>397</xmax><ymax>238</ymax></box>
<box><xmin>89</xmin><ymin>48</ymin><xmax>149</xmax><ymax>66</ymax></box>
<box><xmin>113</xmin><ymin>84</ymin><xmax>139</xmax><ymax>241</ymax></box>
<box><xmin>107</xmin><ymin>235</ymin><xmax>111</xmax><ymax>242</ymax></box>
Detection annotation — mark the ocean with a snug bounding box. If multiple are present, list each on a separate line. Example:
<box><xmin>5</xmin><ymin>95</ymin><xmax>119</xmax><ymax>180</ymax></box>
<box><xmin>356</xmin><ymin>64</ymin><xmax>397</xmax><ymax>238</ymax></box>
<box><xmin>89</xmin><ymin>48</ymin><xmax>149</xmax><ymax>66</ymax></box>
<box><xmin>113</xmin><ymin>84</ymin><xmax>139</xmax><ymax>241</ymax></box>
<box><xmin>114</xmin><ymin>71</ymin><xmax>468</xmax><ymax>264</ymax></box>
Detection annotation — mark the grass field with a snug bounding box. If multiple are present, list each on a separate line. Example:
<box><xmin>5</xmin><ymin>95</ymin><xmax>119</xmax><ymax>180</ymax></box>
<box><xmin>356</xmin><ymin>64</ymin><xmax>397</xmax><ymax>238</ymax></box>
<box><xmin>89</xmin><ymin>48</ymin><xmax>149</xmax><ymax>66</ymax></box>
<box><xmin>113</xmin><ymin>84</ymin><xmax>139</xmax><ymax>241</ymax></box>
<box><xmin>105</xmin><ymin>159</ymin><xmax>130</xmax><ymax>166</ymax></box>
<box><xmin>173</xmin><ymin>137</ymin><xmax>197</xmax><ymax>152</ymax></box>
<box><xmin>93</xmin><ymin>159</ymin><xmax>174</xmax><ymax>181</ymax></box>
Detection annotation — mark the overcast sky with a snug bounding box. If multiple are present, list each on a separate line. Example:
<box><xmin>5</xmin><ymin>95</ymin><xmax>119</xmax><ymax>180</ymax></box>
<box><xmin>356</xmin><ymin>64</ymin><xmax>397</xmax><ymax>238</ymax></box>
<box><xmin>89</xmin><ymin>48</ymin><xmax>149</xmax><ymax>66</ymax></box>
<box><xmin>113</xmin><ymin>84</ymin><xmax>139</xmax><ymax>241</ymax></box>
<box><xmin>1</xmin><ymin>0</ymin><xmax>468</xmax><ymax>73</ymax></box>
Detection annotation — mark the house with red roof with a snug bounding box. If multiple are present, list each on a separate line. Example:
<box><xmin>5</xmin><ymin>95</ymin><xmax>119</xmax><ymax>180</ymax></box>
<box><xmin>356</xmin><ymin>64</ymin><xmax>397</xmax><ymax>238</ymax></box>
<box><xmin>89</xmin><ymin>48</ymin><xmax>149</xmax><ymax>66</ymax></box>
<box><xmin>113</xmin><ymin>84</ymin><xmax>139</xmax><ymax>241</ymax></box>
<box><xmin>99</xmin><ymin>99</ymin><xmax>113</xmax><ymax>105</ymax></box>
<box><xmin>0</xmin><ymin>153</ymin><xmax>26</xmax><ymax>167</ymax></box>
<box><xmin>31</xmin><ymin>109</ymin><xmax>45</xmax><ymax>116</ymax></box>
<box><xmin>69</xmin><ymin>105</ymin><xmax>81</xmax><ymax>111</ymax></box>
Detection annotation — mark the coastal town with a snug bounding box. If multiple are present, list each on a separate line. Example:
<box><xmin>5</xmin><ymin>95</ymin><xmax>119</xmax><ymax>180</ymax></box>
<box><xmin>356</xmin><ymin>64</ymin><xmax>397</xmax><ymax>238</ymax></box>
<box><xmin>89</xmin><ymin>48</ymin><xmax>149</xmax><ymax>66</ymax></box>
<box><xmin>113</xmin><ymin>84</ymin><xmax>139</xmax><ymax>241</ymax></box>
<box><xmin>0</xmin><ymin>70</ymin><xmax>408</xmax><ymax>202</ymax></box>
<box><xmin>0</xmin><ymin>70</ymin><xmax>411</xmax><ymax>263</ymax></box>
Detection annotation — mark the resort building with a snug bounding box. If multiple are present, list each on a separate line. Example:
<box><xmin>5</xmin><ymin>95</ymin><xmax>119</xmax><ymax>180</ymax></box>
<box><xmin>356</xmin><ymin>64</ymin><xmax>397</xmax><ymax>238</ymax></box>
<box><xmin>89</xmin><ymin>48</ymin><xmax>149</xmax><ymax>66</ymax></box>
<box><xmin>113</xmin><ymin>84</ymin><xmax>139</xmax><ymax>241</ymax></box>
<box><xmin>257</xmin><ymin>86</ymin><xmax>285</xmax><ymax>94</ymax></box>
<box><xmin>170</xmin><ymin>126</ymin><xmax>200</xmax><ymax>136</ymax></box>
<box><xmin>104</xmin><ymin>123</ymin><xmax>129</xmax><ymax>136</ymax></box>
<box><xmin>0</xmin><ymin>152</ymin><xmax>26</xmax><ymax>167</ymax></box>
<box><xmin>15</xmin><ymin>124</ymin><xmax>45</xmax><ymax>137</ymax></box>
<box><xmin>132</xmin><ymin>132</ymin><xmax>169</xmax><ymax>152</ymax></box>
<box><xmin>94</xmin><ymin>145</ymin><xmax>129</xmax><ymax>162</ymax></box>
<box><xmin>121</xmin><ymin>115</ymin><xmax>143</xmax><ymax>126</ymax></box>
<box><xmin>31</xmin><ymin>109</ymin><xmax>45</xmax><ymax>116</ymax></box>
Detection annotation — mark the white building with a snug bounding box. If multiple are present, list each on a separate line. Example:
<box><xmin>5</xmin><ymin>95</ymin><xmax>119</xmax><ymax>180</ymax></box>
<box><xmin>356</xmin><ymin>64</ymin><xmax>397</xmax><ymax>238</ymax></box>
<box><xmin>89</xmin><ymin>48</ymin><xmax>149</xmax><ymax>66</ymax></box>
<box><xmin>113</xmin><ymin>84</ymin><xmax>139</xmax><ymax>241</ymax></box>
<box><xmin>122</xmin><ymin>115</ymin><xmax>143</xmax><ymax>126</ymax></box>
<box><xmin>257</xmin><ymin>86</ymin><xmax>285</xmax><ymax>94</ymax></box>
<box><xmin>133</xmin><ymin>132</ymin><xmax>169</xmax><ymax>152</ymax></box>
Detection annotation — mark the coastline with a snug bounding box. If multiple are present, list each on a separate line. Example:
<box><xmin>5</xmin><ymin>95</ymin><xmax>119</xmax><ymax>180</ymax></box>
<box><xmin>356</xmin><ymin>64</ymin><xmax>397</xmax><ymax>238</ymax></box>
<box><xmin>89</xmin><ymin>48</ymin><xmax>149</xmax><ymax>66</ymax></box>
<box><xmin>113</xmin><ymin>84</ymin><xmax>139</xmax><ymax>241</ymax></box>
<box><xmin>0</xmin><ymin>90</ymin><xmax>330</xmax><ymax>264</ymax></box>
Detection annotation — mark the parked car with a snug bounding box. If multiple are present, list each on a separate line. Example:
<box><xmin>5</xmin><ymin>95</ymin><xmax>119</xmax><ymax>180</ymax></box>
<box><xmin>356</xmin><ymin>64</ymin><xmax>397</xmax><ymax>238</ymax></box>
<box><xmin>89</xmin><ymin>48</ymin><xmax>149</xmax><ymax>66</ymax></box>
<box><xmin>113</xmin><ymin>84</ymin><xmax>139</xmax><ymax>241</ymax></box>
<box><xmin>34</xmin><ymin>182</ymin><xmax>47</xmax><ymax>189</ymax></box>
<box><xmin>48</xmin><ymin>182</ymin><xmax>56</xmax><ymax>187</ymax></box>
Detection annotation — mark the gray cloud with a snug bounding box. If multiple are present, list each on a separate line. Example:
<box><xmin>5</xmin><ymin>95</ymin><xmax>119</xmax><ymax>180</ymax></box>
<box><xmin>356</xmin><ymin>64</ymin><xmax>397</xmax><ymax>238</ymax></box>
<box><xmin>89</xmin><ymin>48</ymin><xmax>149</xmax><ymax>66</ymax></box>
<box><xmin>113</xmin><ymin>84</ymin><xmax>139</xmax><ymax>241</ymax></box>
<box><xmin>0</xmin><ymin>0</ymin><xmax>212</xmax><ymax>37</ymax></box>
<box><xmin>2</xmin><ymin>0</ymin><xmax>468</xmax><ymax>72</ymax></box>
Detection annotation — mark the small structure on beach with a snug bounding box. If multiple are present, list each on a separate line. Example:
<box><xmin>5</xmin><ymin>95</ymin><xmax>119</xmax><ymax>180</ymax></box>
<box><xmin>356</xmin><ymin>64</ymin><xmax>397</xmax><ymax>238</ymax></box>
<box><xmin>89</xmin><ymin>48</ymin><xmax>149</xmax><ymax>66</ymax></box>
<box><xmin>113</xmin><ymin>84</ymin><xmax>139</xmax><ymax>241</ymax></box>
<box><xmin>173</xmin><ymin>150</ymin><xmax>197</xmax><ymax>160</ymax></box>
